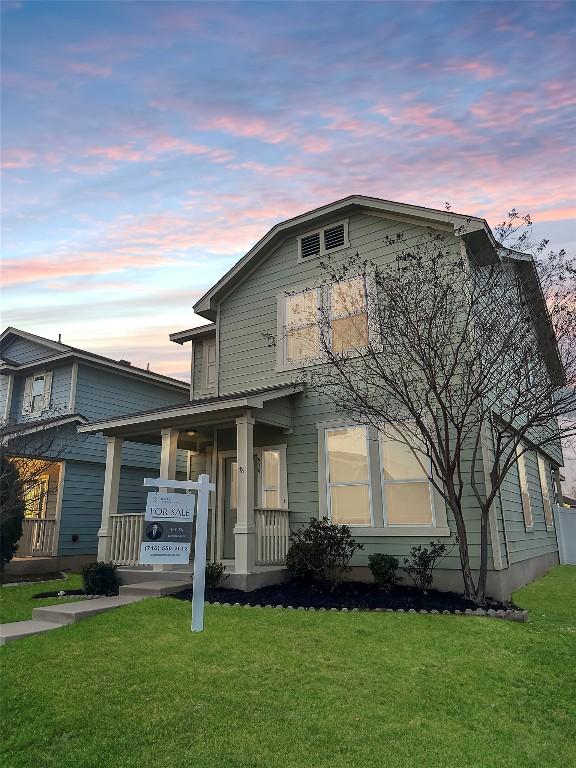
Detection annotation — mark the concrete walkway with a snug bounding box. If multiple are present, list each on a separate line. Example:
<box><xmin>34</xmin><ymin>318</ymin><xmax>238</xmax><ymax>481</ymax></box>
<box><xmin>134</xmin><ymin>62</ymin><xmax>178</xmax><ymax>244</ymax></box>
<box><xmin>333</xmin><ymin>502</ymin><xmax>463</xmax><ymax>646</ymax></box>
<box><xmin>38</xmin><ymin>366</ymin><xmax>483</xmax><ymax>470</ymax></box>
<box><xmin>0</xmin><ymin>580</ymin><xmax>192</xmax><ymax>646</ymax></box>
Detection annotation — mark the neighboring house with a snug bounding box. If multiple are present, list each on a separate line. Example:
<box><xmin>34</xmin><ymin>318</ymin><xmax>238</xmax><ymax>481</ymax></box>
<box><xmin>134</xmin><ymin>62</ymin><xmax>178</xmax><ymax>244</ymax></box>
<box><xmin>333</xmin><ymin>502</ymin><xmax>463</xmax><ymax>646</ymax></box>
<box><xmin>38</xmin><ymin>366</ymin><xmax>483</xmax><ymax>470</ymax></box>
<box><xmin>79</xmin><ymin>196</ymin><xmax>564</xmax><ymax>599</ymax></box>
<box><xmin>0</xmin><ymin>328</ymin><xmax>190</xmax><ymax>574</ymax></box>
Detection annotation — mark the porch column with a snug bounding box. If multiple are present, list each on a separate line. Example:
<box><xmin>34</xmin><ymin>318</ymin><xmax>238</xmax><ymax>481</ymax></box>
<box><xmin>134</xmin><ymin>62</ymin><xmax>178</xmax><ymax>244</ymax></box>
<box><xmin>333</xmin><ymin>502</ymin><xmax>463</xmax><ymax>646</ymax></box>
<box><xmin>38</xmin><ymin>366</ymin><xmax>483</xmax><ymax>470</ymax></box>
<box><xmin>155</xmin><ymin>428</ymin><xmax>180</xmax><ymax>572</ymax></box>
<box><xmin>235</xmin><ymin>411</ymin><xmax>256</xmax><ymax>574</ymax></box>
<box><xmin>98</xmin><ymin>436</ymin><xmax>123</xmax><ymax>561</ymax></box>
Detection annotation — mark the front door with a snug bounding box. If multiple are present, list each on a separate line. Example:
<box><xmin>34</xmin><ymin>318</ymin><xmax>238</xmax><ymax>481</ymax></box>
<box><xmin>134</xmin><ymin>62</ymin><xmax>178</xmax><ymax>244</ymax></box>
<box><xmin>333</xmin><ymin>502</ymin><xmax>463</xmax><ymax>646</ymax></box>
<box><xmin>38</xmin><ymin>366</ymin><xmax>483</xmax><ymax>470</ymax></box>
<box><xmin>222</xmin><ymin>457</ymin><xmax>238</xmax><ymax>560</ymax></box>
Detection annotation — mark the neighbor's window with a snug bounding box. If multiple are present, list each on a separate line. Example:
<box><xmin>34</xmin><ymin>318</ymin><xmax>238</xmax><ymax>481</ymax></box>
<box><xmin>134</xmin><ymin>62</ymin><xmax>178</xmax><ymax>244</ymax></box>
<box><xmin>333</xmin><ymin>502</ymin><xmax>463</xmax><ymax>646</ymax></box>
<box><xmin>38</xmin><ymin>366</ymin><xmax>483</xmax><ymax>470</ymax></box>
<box><xmin>326</xmin><ymin>426</ymin><xmax>372</xmax><ymax>525</ymax></box>
<box><xmin>330</xmin><ymin>277</ymin><xmax>369</xmax><ymax>353</ymax></box>
<box><xmin>516</xmin><ymin>444</ymin><xmax>533</xmax><ymax>529</ymax></box>
<box><xmin>537</xmin><ymin>453</ymin><xmax>554</xmax><ymax>529</ymax></box>
<box><xmin>285</xmin><ymin>289</ymin><xmax>320</xmax><ymax>363</ymax></box>
<box><xmin>380</xmin><ymin>427</ymin><xmax>433</xmax><ymax>525</ymax></box>
<box><xmin>205</xmin><ymin>341</ymin><xmax>217</xmax><ymax>387</ymax></box>
<box><xmin>261</xmin><ymin>450</ymin><xmax>281</xmax><ymax>508</ymax></box>
<box><xmin>31</xmin><ymin>375</ymin><xmax>46</xmax><ymax>412</ymax></box>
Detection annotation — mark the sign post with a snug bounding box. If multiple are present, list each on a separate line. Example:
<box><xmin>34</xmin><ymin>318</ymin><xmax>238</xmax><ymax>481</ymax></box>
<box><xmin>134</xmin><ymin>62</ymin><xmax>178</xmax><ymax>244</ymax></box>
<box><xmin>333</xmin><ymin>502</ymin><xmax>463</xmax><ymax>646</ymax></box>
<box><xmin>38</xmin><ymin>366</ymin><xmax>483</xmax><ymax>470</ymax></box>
<box><xmin>143</xmin><ymin>474</ymin><xmax>215</xmax><ymax>632</ymax></box>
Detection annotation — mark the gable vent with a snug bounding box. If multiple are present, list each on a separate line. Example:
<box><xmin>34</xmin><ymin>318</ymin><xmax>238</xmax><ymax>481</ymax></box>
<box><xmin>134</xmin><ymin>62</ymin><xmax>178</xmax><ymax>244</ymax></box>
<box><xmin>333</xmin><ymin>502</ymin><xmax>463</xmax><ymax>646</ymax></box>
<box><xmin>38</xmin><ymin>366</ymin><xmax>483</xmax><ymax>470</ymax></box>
<box><xmin>301</xmin><ymin>232</ymin><xmax>321</xmax><ymax>259</ymax></box>
<box><xmin>324</xmin><ymin>223</ymin><xmax>345</xmax><ymax>252</ymax></box>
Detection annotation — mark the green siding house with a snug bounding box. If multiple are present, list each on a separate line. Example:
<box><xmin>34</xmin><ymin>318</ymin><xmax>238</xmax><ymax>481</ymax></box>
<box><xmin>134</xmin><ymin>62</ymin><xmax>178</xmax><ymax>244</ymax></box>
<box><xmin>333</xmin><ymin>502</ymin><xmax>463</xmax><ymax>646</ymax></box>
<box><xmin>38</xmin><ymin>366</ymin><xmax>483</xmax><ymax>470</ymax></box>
<box><xmin>79</xmin><ymin>196</ymin><xmax>563</xmax><ymax>599</ymax></box>
<box><xmin>0</xmin><ymin>328</ymin><xmax>190</xmax><ymax>574</ymax></box>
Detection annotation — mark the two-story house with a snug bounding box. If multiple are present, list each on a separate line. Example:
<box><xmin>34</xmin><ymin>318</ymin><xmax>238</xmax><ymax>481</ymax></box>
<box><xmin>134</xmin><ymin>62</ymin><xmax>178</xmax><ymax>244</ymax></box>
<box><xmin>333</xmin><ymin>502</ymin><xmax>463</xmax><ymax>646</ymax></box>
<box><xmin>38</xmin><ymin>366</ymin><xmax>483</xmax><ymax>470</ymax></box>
<box><xmin>0</xmin><ymin>328</ymin><xmax>190</xmax><ymax>575</ymax></box>
<box><xmin>78</xmin><ymin>196</ymin><xmax>563</xmax><ymax>599</ymax></box>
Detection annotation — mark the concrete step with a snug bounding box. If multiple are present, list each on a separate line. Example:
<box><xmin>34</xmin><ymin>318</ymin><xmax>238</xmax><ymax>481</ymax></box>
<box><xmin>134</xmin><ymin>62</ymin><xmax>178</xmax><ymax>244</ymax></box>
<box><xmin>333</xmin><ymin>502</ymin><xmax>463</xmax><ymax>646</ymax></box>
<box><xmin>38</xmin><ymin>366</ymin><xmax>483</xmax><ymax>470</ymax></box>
<box><xmin>32</xmin><ymin>595</ymin><xmax>143</xmax><ymax>625</ymax></box>
<box><xmin>119</xmin><ymin>580</ymin><xmax>192</xmax><ymax>598</ymax></box>
<box><xmin>117</xmin><ymin>568</ymin><xmax>194</xmax><ymax>585</ymax></box>
<box><xmin>0</xmin><ymin>619</ymin><xmax>60</xmax><ymax>646</ymax></box>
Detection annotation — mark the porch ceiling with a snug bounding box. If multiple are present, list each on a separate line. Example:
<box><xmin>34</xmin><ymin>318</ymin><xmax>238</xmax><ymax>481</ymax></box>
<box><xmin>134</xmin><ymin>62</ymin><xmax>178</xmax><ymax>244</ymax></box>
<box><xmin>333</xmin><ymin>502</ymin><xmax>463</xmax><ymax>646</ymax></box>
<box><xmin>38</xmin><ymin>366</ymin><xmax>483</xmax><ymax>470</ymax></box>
<box><xmin>77</xmin><ymin>383</ymin><xmax>303</xmax><ymax>446</ymax></box>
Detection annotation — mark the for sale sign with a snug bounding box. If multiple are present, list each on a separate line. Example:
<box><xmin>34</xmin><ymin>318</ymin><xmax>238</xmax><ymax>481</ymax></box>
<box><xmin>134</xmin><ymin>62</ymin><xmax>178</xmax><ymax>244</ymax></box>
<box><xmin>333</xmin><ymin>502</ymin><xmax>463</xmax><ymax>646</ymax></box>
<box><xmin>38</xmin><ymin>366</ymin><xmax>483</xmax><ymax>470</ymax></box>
<box><xmin>139</xmin><ymin>492</ymin><xmax>195</xmax><ymax>564</ymax></box>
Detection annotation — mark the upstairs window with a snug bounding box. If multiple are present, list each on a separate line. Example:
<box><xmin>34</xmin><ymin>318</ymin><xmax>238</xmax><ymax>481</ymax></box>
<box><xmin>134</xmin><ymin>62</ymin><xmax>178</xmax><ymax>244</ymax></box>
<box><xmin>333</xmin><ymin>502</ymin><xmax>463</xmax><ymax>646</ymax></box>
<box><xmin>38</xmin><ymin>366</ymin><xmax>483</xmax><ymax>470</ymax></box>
<box><xmin>22</xmin><ymin>372</ymin><xmax>52</xmax><ymax>415</ymax></box>
<box><xmin>284</xmin><ymin>289</ymin><xmax>321</xmax><ymax>363</ymax></box>
<box><xmin>205</xmin><ymin>341</ymin><xmax>217</xmax><ymax>387</ymax></box>
<box><xmin>330</xmin><ymin>277</ymin><xmax>369</xmax><ymax>353</ymax></box>
<box><xmin>537</xmin><ymin>454</ymin><xmax>554</xmax><ymax>530</ymax></box>
<box><xmin>516</xmin><ymin>444</ymin><xmax>533</xmax><ymax>529</ymax></box>
<box><xmin>298</xmin><ymin>220</ymin><xmax>349</xmax><ymax>262</ymax></box>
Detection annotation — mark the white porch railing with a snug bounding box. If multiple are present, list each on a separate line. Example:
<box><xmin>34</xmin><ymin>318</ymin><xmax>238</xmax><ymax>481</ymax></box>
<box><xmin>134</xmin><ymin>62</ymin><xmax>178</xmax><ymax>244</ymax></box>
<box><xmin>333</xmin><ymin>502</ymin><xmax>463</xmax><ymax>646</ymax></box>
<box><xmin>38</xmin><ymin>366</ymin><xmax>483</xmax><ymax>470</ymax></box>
<box><xmin>17</xmin><ymin>519</ymin><xmax>57</xmax><ymax>557</ymax></box>
<box><xmin>255</xmin><ymin>508</ymin><xmax>290</xmax><ymax>566</ymax></box>
<box><xmin>110</xmin><ymin>514</ymin><xmax>145</xmax><ymax>566</ymax></box>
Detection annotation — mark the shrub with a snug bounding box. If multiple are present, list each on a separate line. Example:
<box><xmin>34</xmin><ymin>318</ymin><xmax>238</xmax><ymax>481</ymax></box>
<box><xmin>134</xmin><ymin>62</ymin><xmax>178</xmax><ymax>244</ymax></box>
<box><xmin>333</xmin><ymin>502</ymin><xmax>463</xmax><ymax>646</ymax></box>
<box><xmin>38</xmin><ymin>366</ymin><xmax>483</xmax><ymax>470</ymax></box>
<box><xmin>402</xmin><ymin>540</ymin><xmax>448</xmax><ymax>593</ymax></box>
<box><xmin>0</xmin><ymin>456</ymin><xmax>25</xmax><ymax>578</ymax></box>
<box><xmin>82</xmin><ymin>561</ymin><xmax>119</xmax><ymax>596</ymax></box>
<box><xmin>205</xmin><ymin>561</ymin><xmax>228</xmax><ymax>590</ymax></box>
<box><xmin>286</xmin><ymin>517</ymin><xmax>364</xmax><ymax>588</ymax></box>
<box><xmin>368</xmin><ymin>553</ymin><xmax>399</xmax><ymax>591</ymax></box>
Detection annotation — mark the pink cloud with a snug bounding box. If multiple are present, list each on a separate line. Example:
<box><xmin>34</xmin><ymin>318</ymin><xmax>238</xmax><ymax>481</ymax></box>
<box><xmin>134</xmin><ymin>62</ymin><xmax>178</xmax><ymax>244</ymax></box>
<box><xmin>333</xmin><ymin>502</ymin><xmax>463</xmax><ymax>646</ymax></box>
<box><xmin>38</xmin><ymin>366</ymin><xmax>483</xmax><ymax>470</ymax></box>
<box><xmin>68</xmin><ymin>61</ymin><xmax>113</xmax><ymax>78</ymax></box>
<box><xmin>2</xmin><ymin>148</ymin><xmax>36</xmax><ymax>169</ymax></box>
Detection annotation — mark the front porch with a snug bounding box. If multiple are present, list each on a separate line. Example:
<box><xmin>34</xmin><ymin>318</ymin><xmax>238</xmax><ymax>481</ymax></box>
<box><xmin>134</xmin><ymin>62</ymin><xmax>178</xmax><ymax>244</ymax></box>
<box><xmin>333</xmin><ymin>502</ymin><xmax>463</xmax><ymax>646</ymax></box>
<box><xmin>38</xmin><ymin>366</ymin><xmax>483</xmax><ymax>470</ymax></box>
<box><xmin>78</xmin><ymin>384</ymin><xmax>302</xmax><ymax>586</ymax></box>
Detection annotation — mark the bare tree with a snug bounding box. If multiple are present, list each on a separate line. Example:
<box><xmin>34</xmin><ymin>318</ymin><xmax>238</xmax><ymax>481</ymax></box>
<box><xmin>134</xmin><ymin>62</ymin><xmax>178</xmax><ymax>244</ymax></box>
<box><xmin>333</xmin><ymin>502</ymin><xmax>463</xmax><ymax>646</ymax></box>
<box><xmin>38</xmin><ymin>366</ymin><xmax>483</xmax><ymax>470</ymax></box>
<box><xmin>285</xmin><ymin>212</ymin><xmax>575</xmax><ymax>605</ymax></box>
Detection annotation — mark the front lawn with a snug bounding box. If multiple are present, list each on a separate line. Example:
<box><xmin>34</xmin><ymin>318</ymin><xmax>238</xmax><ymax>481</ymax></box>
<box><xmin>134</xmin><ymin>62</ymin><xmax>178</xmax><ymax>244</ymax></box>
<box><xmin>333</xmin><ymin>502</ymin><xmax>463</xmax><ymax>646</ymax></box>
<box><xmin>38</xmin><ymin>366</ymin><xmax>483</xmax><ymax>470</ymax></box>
<box><xmin>0</xmin><ymin>574</ymin><xmax>84</xmax><ymax>623</ymax></box>
<box><xmin>2</xmin><ymin>566</ymin><xmax>575</xmax><ymax>768</ymax></box>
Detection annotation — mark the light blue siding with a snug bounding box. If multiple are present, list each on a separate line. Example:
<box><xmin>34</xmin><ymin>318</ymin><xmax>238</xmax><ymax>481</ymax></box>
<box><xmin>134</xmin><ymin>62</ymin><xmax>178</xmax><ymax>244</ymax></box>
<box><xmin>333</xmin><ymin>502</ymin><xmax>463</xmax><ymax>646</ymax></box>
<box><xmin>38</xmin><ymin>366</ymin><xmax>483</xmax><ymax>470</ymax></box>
<box><xmin>58</xmin><ymin>460</ymin><xmax>105</xmax><ymax>555</ymax></box>
<box><xmin>1</xmin><ymin>337</ymin><xmax>57</xmax><ymax>365</ymax></box>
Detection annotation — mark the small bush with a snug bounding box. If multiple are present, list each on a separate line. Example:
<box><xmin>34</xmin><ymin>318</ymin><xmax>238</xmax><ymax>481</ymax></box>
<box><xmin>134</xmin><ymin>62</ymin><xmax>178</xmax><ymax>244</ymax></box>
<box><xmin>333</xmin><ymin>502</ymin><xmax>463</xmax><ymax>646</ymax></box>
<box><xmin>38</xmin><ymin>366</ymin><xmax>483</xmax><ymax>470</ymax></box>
<box><xmin>286</xmin><ymin>517</ymin><xmax>364</xmax><ymax>589</ymax></box>
<box><xmin>82</xmin><ymin>561</ymin><xmax>119</xmax><ymax>596</ymax></box>
<box><xmin>205</xmin><ymin>561</ymin><xmax>228</xmax><ymax>590</ymax></box>
<box><xmin>0</xmin><ymin>457</ymin><xmax>25</xmax><ymax>578</ymax></box>
<box><xmin>402</xmin><ymin>540</ymin><xmax>448</xmax><ymax>593</ymax></box>
<box><xmin>368</xmin><ymin>553</ymin><xmax>399</xmax><ymax>591</ymax></box>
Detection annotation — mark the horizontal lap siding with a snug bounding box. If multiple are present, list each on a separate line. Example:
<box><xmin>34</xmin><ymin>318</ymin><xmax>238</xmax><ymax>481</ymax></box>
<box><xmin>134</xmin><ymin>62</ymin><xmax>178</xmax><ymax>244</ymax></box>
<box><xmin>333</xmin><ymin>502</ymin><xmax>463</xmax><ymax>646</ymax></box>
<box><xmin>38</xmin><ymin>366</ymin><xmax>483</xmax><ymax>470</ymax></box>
<box><xmin>501</xmin><ymin>450</ymin><xmax>558</xmax><ymax>564</ymax></box>
<box><xmin>75</xmin><ymin>364</ymin><xmax>188</xmax><ymax>422</ymax></box>
<box><xmin>215</xmin><ymin>213</ymin><xmax>487</xmax><ymax>570</ymax></box>
<box><xmin>58</xmin><ymin>461</ymin><xmax>105</xmax><ymax>555</ymax></box>
<box><xmin>2</xmin><ymin>337</ymin><xmax>55</xmax><ymax>365</ymax></box>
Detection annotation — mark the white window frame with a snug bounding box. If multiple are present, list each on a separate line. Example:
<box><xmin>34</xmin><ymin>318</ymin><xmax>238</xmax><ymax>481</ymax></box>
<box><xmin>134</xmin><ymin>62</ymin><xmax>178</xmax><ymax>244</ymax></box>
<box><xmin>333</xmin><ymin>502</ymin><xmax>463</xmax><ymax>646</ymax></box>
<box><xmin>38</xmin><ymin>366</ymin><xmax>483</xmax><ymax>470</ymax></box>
<box><xmin>327</xmin><ymin>275</ymin><xmax>371</xmax><ymax>356</ymax></box>
<box><xmin>516</xmin><ymin>443</ymin><xmax>533</xmax><ymax>530</ymax></box>
<box><xmin>537</xmin><ymin>453</ymin><xmax>554</xmax><ymax>531</ymax></box>
<box><xmin>204</xmin><ymin>339</ymin><xmax>217</xmax><ymax>388</ymax></box>
<box><xmin>256</xmin><ymin>446</ymin><xmax>288</xmax><ymax>510</ymax></box>
<box><xmin>297</xmin><ymin>219</ymin><xmax>350</xmax><ymax>263</ymax></box>
<box><xmin>379</xmin><ymin>429</ymin><xmax>436</xmax><ymax>528</ymax></box>
<box><xmin>22</xmin><ymin>371</ymin><xmax>52</xmax><ymax>415</ymax></box>
<box><xmin>324</xmin><ymin>424</ymin><xmax>374</xmax><ymax>527</ymax></box>
<box><xmin>277</xmin><ymin>286</ymin><xmax>323</xmax><ymax>371</ymax></box>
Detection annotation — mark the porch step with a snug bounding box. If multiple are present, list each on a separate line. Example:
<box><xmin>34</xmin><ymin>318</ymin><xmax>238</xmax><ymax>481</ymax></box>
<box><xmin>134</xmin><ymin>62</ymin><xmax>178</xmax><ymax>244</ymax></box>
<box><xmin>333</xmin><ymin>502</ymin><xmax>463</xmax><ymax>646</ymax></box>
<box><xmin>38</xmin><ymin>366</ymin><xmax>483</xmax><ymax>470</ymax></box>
<box><xmin>0</xmin><ymin>619</ymin><xmax>61</xmax><ymax>646</ymax></box>
<box><xmin>32</xmin><ymin>595</ymin><xmax>143</xmax><ymax>625</ymax></box>
<box><xmin>119</xmin><ymin>580</ymin><xmax>192</xmax><ymax>597</ymax></box>
<box><xmin>117</xmin><ymin>567</ymin><xmax>194</xmax><ymax>585</ymax></box>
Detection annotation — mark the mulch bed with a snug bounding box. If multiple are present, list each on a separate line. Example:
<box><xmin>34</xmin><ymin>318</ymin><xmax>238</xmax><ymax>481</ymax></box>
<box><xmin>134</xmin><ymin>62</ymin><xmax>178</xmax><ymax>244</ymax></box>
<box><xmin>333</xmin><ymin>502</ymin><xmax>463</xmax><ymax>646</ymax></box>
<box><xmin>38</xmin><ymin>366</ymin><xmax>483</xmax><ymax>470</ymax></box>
<box><xmin>174</xmin><ymin>579</ymin><xmax>510</xmax><ymax>613</ymax></box>
<box><xmin>2</xmin><ymin>572</ymin><xmax>67</xmax><ymax>585</ymax></box>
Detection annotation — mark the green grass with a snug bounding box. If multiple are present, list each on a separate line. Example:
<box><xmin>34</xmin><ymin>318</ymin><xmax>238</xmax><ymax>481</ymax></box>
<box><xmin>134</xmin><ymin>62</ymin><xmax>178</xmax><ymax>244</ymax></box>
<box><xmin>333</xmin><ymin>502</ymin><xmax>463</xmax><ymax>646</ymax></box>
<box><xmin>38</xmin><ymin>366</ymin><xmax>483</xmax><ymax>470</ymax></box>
<box><xmin>2</xmin><ymin>567</ymin><xmax>575</xmax><ymax>768</ymax></box>
<box><xmin>0</xmin><ymin>574</ymin><xmax>84</xmax><ymax>623</ymax></box>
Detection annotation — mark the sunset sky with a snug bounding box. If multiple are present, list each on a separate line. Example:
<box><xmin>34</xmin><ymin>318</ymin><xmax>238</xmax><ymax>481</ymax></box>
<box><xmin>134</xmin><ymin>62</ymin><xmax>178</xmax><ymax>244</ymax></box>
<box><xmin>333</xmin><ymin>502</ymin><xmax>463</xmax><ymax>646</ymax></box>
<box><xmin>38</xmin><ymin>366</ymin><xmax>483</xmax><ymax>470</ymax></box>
<box><xmin>2</xmin><ymin>0</ymin><xmax>575</xmax><ymax>382</ymax></box>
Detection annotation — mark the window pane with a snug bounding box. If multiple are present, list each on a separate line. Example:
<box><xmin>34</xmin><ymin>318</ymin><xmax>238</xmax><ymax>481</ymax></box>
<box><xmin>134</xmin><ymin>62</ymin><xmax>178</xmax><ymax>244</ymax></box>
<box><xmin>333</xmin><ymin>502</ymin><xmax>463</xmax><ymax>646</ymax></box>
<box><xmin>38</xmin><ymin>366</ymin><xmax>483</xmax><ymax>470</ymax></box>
<box><xmin>330</xmin><ymin>485</ymin><xmax>371</xmax><ymax>525</ymax></box>
<box><xmin>263</xmin><ymin>490</ymin><xmax>279</xmax><ymax>508</ymax></box>
<box><xmin>207</xmin><ymin>343</ymin><xmax>217</xmax><ymax>364</ymax></box>
<box><xmin>332</xmin><ymin>314</ymin><xmax>368</xmax><ymax>352</ymax></box>
<box><xmin>287</xmin><ymin>325</ymin><xmax>320</xmax><ymax>361</ymax></box>
<box><xmin>286</xmin><ymin>290</ymin><xmax>318</xmax><ymax>326</ymax></box>
<box><xmin>262</xmin><ymin>451</ymin><xmax>279</xmax><ymax>488</ymax></box>
<box><xmin>382</xmin><ymin>437</ymin><xmax>427</xmax><ymax>480</ymax></box>
<box><xmin>331</xmin><ymin>278</ymin><xmax>366</xmax><ymax>317</ymax></box>
<box><xmin>206</xmin><ymin>363</ymin><xmax>216</xmax><ymax>385</ymax></box>
<box><xmin>385</xmin><ymin>483</ymin><xmax>432</xmax><ymax>525</ymax></box>
<box><xmin>327</xmin><ymin>427</ymin><xmax>368</xmax><ymax>483</ymax></box>
<box><xmin>32</xmin><ymin>376</ymin><xmax>45</xmax><ymax>396</ymax></box>
<box><xmin>229</xmin><ymin>461</ymin><xmax>238</xmax><ymax>510</ymax></box>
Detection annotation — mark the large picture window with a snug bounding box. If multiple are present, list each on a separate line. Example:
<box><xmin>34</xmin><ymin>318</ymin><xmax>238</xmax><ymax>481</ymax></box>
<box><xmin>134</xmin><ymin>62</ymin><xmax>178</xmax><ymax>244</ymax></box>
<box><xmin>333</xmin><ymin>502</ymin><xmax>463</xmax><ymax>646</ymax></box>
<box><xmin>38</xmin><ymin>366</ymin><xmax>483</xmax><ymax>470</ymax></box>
<box><xmin>379</xmin><ymin>428</ymin><xmax>433</xmax><ymax>526</ymax></box>
<box><xmin>325</xmin><ymin>426</ymin><xmax>372</xmax><ymax>525</ymax></box>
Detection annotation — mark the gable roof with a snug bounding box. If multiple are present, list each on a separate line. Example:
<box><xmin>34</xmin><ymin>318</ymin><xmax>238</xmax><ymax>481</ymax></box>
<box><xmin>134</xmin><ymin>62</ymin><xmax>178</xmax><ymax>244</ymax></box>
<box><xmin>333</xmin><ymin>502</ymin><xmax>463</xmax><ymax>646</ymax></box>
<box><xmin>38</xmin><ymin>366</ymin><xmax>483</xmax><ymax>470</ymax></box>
<box><xmin>0</xmin><ymin>327</ymin><xmax>189</xmax><ymax>391</ymax></box>
<box><xmin>193</xmin><ymin>194</ymin><xmax>493</xmax><ymax>320</ymax></box>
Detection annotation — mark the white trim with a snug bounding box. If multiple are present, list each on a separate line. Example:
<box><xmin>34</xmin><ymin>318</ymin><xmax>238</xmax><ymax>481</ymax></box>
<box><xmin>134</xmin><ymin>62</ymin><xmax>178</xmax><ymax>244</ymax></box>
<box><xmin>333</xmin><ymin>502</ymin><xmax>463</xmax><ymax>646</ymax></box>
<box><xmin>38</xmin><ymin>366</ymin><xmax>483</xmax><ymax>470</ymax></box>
<box><xmin>297</xmin><ymin>219</ymin><xmax>350</xmax><ymax>264</ymax></box>
<box><xmin>3</xmin><ymin>374</ymin><xmax>14</xmax><ymax>421</ymax></box>
<box><xmin>170</xmin><ymin>324</ymin><xmax>216</xmax><ymax>344</ymax></box>
<box><xmin>276</xmin><ymin>286</ymin><xmax>324</xmax><ymax>372</ymax></box>
<box><xmin>51</xmin><ymin>461</ymin><xmax>66</xmax><ymax>556</ymax></box>
<box><xmin>537</xmin><ymin>453</ymin><xmax>555</xmax><ymax>531</ymax></box>
<box><xmin>190</xmin><ymin>340</ymin><xmax>195</xmax><ymax>399</ymax></box>
<box><xmin>516</xmin><ymin>443</ymin><xmax>533</xmax><ymax>530</ymax></box>
<box><xmin>68</xmin><ymin>362</ymin><xmax>78</xmax><ymax>412</ymax></box>
<box><xmin>481</xmin><ymin>420</ymin><xmax>504</xmax><ymax>570</ymax></box>
<box><xmin>352</xmin><ymin>526</ymin><xmax>451</xmax><ymax>537</ymax></box>
<box><xmin>255</xmin><ymin>445</ymin><xmax>288</xmax><ymax>509</ymax></box>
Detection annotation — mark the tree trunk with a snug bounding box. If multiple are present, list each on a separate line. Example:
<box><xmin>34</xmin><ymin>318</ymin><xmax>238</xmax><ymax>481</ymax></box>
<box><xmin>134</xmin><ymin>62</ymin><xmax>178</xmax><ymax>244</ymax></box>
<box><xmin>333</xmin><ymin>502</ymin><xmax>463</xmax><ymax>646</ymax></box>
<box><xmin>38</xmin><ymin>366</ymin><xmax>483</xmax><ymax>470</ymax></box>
<box><xmin>448</xmin><ymin>497</ymin><xmax>479</xmax><ymax>603</ymax></box>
